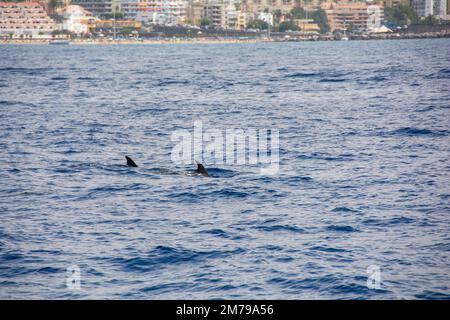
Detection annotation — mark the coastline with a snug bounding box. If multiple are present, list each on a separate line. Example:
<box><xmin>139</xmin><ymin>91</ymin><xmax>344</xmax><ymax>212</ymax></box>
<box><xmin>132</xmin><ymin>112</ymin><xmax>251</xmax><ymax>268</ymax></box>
<box><xmin>1</xmin><ymin>31</ymin><xmax>449</xmax><ymax>45</ymax></box>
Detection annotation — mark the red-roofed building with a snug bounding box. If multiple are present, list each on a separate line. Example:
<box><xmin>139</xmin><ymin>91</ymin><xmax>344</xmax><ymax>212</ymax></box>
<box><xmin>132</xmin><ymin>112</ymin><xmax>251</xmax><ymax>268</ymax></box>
<box><xmin>0</xmin><ymin>1</ymin><xmax>56</xmax><ymax>38</ymax></box>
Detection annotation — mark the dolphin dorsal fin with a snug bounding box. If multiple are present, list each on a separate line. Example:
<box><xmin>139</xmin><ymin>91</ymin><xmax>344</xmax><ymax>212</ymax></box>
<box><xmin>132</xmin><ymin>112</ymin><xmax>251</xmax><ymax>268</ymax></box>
<box><xmin>125</xmin><ymin>156</ymin><xmax>138</xmax><ymax>167</ymax></box>
<box><xmin>195</xmin><ymin>161</ymin><xmax>210</xmax><ymax>177</ymax></box>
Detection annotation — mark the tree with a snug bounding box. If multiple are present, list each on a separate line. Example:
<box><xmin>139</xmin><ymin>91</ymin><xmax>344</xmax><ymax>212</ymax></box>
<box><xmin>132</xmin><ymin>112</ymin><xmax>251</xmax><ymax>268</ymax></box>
<box><xmin>273</xmin><ymin>9</ymin><xmax>283</xmax><ymax>25</ymax></box>
<box><xmin>421</xmin><ymin>14</ymin><xmax>438</xmax><ymax>25</ymax></box>
<box><xmin>48</xmin><ymin>0</ymin><xmax>62</xmax><ymax>15</ymax></box>
<box><xmin>279</xmin><ymin>21</ymin><xmax>299</xmax><ymax>32</ymax></box>
<box><xmin>247</xmin><ymin>19</ymin><xmax>269</xmax><ymax>30</ymax></box>
<box><xmin>384</xmin><ymin>5</ymin><xmax>418</xmax><ymax>27</ymax></box>
<box><xmin>290</xmin><ymin>7</ymin><xmax>330</xmax><ymax>33</ymax></box>
<box><xmin>291</xmin><ymin>7</ymin><xmax>307</xmax><ymax>19</ymax></box>
<box><xmin>119</xmin><ymin>27</ymin><xmax>134</xmax><ymax>35</ymax></box>
<box><xmin>200</xmin><ymin>18</ymin><xmax>210</xmax><ymax>26</ymax></box>
<box><xmin>311</xmin><ymin>9</ymin><xmax>330</xmax><ymax>33</ymax></box>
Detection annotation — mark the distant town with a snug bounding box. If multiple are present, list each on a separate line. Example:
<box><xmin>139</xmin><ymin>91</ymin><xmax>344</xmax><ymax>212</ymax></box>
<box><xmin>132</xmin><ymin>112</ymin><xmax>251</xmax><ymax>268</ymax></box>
<box><xmin>1</xmin><ymin>0</ymin><xmax>449</xmax><ymax>43</ymax></box>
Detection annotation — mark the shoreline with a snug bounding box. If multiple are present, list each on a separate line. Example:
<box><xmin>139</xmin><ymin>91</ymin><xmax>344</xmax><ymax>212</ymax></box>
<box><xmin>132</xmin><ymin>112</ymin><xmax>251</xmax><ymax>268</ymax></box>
<box><xmin>1</xmin><ymin>32</ymin><xmax>449</xmax><ymax>45</ymax></box>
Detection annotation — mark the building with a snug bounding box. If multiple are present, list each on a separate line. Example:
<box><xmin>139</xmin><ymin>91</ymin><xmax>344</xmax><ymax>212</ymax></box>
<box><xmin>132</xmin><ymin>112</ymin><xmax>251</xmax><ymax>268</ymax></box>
<box><xmin>236</xmin><ymin>10</ymin><xmax>248</xmax><ymax>29</ymax></box>
<box><xmin>411</xmin><ymin>0</ymin><xmax>449</xmax><ymax>19</ymax></box>
<box><xmin>294</xmin><ymin>18</ymin><xmax>320</xmax><ymax>33</ymax></box>
<box><xmin>0</xmin><ymin>1</ymin><xmax>56</xmax><ymax>38</ymax></box>
<box><xmin>203</xmin><ymin>3</ymin><xmax>227</xmax><ymax>27</ymax></box>
<box><xmin>383</xmin><ymin>0</ymin><xmax>409</xmax><ymax>7</ymax></box>
<box><xmin>57</xmin><ymin>5</ymin><xmax>97</xmax><ymax>34</ymax></box>
<box><xmin>95</xmin><ymin>18</ymin><xmax>141</xmax><ymax>27</ymax></box>
<box><xmin>322</xmin><ymin>1</ymin><xmax>384</xmax><ymax>32</ymax></box>
<box><xmin>258</xmin><ymin>11</ymin><xmax>273</xmax><ymax>25</ymax></box>
<box><xmin>186</xmin><ymin>2</ymin><xmax>243</xmax><ymax>28</ymax></box>
<box><xmin>241</xmin><ymin>0</ymin><xmax>297</xmax><ymax>15</ymax></box>
<box><xmin>411</xmin><ymin>0</ymin><xmax>433</xmax><ymax>17</ymax></box>
<box><xmin>71</xmin><ymin>0</ymin><xmax>120</xmax><ymax>18</ymax></box>
<box><xmin>186</xmin><ymin>1</ymin><xmax>204</xmax><ymax>25</ymax></box>
<box><xmin>121</xmin><ymin>0</ymin><xmax>187</xmax><ymax>25</ymax></box>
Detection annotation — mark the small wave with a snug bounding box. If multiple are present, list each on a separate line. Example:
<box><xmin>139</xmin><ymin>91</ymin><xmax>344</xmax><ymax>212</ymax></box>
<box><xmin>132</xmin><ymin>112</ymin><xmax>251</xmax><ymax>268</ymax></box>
<box><xmin>0</xmin><ymin>67</ymin><xmax>49</xmax><ymax>75</ymax></box>
<box><xmin>284</xmin><ymin>176</ymin><xmax>313</xmax><ymax>185</ymax></box>
<box><xmin>297</xmin><ymin>153</ymin><xmax>353</xmax><ymax>162</ymax></box>
<box><xmin>84</xmin><ymin>183</ymin><xmax>150</xmax><ymax>198</ymax></box>
<box><xmin>35</xmin><ymin>266</ymin><xmax>63</xmax><ymax>274</ymax></box>
<box><xmin>198</xmin><ymin>229</ymin><xmax>231</xmax><ymax>239</ymax></box>
<box><xmin>319</xmin><ymin>78</ymin><xmax>348</xmax><ymax>83</ymax></box>
<box><xmin>415</xmin><ymin>106</ymin><xmax>435</xmax><ymax>113</ymax></box>
<box><xmin>157</xmin><ymin>79</ymin><xmax>190</xmax><ymax>86</ymax></box>
<box><xmin>136</xmin><ymin>107</ymin><xmax>170</xmax><ymax>114</ymax></box>
<box><xmin>140</xmin><ymin>282</ymin><xmax>195</xmax><ymax>293</ymax></box>
<box><xmin>325</xmin><ymin>225</ymin><xmax>359</xmax><ymax>232</ymax></box>
<box><xmin>311</xmin><ymin>246</ymin><xmax>348</xmax><ymax>253</ymax></box>
<box><xmin>329</xmin><ymin>282</ymin><xmax>388</xmax><ymax>296</ymax></box>
<box><xmin>425</xmin><ymin>68</ymin><xmax>450</xmax><ymax>79</ymax></box>
<box><xmin>366</xmin><ymin>76</ymin><xmax>387</xmax><ymax>82</ymax></box>
<box><xmin>363</xmin><ymin>216</ymin><xmax>415</xmax><ymax>226</ymax></box>
<box><xmin>268</xmin><ymin>274</ymin><xmax>339</xmax><ymax>290</ymax></box>
<box><xmin>331</xmin><ymin>206</ymin><xmax>359</xmax><ymax>213</ymax></box>
<box><xmin>209</xmin><ymin>189</ymin><xmax>249</xmax><ymax>198</ymax></box>
<box><xmin>205</xmin><ymin>168</ymin><xmax>237</xmax><ymax>178</ymax></box>
<box><xmin>386</xmin><ymin>127</ymin><xmax>448</xmax><ymax>137</ymax></box>
<box><xmin>0</xmin><ymin>100</ymin><xmax>16</xmax><ymax>107</ymax></box>
<box><xmin>50</xmin><ymin>76</ymin><xmax>68</xmax><ymax>81</ymax></box>
<box><xmin>415</xmin><ymin>291</ymin><xmax>450</xmax><ymax>300</ymax></box>
<box><xmin>166</xmin><ymin>191</ymin><xmax>200</xmax><ymax>203</ymax></box>
<box><xmin>255</xmin><ymin>224</ymin><xmax>305</xmax><ymax>233</ymax></box>
<box><xmin>286</xmin><ymin>71</ymin><xmax>322</xmax><ymax>78</ymax></box>
<box><xmin>111</xmin><ymin>245</ymin><xmax>245</xmax><ymax>272</ymax></box>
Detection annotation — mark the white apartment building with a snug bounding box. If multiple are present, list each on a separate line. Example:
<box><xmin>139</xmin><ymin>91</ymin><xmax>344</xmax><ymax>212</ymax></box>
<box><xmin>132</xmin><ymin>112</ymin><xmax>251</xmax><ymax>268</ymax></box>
<box><xmin>58</xmin><ymin>5</ymin><xmax>97</xmax><ymax>34</ymax></box>
<box><xmin>121</xmin><ymin>0</ymin><xmax>187</xmax><ymax>25</ymax></box>
<box><xmin>411</xmin><ymin>0</ymin><xmax>449</xmax><ymax>19</ymax></box>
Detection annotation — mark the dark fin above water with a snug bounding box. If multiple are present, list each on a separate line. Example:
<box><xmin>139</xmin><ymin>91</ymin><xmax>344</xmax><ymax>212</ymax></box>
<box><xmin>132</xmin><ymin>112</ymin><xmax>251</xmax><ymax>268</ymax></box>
<box><xmin>195</xmin><ymin>161</ymin><xmax>210</xmax><ymax>177</ymax></box>
<box><xmin>125</xmin><ymin>156</ymin><xmax>138</xmax><ymax>167</ymax></box>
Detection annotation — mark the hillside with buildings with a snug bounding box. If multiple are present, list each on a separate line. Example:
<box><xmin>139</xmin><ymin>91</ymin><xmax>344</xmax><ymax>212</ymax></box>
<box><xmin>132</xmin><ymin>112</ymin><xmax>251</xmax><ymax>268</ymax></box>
<box><xmin>1</xmin><ymin>0</ymin><xmax>449</xmax><ymax>40</ymax></box>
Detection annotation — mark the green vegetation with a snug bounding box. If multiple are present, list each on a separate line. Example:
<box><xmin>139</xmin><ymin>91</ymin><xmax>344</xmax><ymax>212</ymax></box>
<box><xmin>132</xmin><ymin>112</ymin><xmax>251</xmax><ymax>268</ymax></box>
<box><xmin>310</xmin><ymin>9</ymin><xmax>330</xmax><ymax>33</ymax></box>
<box><xmin>291</xmin><ymin>7</ymin><xmax>307</xmax><ymax>19</ymax></box>
<box><xmin>104</xmin><ymin>12</ymin><xmax>124</xmax><ymax>20</ymax></box>
<box><xmin>51</xmin><ymin>29</ymin><xmax>73</xmax><ymax>38</ymax></box>
<box><xmin>247</xmin><ymin>19</ymin><xmax>269</xmax><ymax>31</ymax></box>
<box><xmin>278</xmin><ymin>21</ymin><xmax>299</xmax><ymax>32</ymax></box>
<box><xmin>119</xmin><ymin>27</ymin><xmax>135</xmax><ymax>35</ymax></box>
<box><xmin>384</xmin><ymin>5</ymin><xmax>419</xmax><ymax>26</ymax></box>
<box><xmin>273</xmin><ymin>9</ymin><xmax>283</xmax><ymax>25</ymax></box>
<box><xmin>420</xmin><ymin>14</ymin><xmax>438</xmax><ymax>25</ymax></box>
<box><xmin>288</xmin><ymin>7</ymin><xmax>329</xmax><ymax>33</ymax></box>
<box><xmin>200</xmin><ymin>18</ymin><xmax>210</xmax><ymax>26</ymax></box>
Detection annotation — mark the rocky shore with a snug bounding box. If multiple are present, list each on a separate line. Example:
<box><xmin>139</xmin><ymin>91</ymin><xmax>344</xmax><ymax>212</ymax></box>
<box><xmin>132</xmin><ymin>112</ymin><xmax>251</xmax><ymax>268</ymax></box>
<box><xmin>1</xmin><ymin>31</ymin><xmax>449</xmax><ymax>45</ymax></box>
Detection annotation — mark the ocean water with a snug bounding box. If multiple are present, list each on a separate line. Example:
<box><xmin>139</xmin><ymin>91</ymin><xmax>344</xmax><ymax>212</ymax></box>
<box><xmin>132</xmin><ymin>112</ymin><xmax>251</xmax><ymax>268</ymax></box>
<box><xmin>0</xmin><ymin>39</ymin><xmax>449</xmax><ymax>299</ymax></box>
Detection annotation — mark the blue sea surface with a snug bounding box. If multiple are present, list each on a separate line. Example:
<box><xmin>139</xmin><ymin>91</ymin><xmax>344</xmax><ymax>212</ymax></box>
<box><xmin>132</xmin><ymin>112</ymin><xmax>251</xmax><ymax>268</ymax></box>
<box><xmin>0</xmin><ymin>39</ymin><xmax>449</xmax><ymax>299</ymax></box>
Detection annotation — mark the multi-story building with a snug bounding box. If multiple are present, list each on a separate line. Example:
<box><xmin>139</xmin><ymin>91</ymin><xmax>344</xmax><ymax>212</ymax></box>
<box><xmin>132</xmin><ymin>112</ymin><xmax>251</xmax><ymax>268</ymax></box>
<box><xmin>108</xmin><ymin>0</ymin><xmax>187</xmax><ymax>24</ymax></box>
<box><xmin>322</xmin><ymin>1</ymin><xmax>384</xmax><ymax>32</ymax></box>
<box><xmin>71</xmin><ymin>0</ymin><xmax>121</xmax><ymax>18</ymax></box>
<box><xmin>411</xmin><ymin>0</ymin><xmax>449</xmax><ymax>19</ymax></box>
<box><xmin>203</xmin><ymin>3</ymin><xmax>227</xmax><ymax>27</ymax></box>
<box><xmin>241</xmin><ymin>0</ymin><xmax>297</xmax><ymax>15</ymax></box>
<box><xmin>186</xmin><ymin>2</ymin><xmax>241</xmax><ymax>28</ymax></box>
<box><xmin>383</xmin><ymin>0</ymin><xmax>409</xmax><ymax>7</ymax></box>
<box><xmin>236</xmin><ymin>10</ymin><xmax>248</xmax><ymax>29</ymax></box>
<box><xmin>186</xmin><ymin>1</ymin><xmax>204</xmax><ymax>25</ymax></box>
<box><xmin>0</xmin><ymin>1</ymin><xmax>56</xmax><ymax>37</ymax></box>
<box><xmin>57</xmin><ymin>5</ymin><xmax>97</xmax><ymax>34</ymax></box>
<box><xmin>411</xmin><ymin>0</ymin><xmax>433</xmax><ymax>16</ymax></box>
